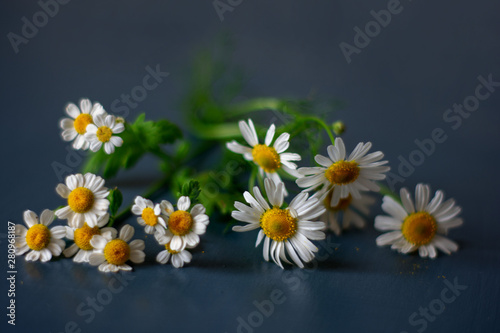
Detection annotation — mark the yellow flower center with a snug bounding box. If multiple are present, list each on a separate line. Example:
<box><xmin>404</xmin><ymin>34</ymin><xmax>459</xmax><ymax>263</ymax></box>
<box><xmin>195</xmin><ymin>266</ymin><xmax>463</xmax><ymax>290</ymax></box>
<box><xmin>260</xmin><ymin>208</ymin><xmax>297</xmax><ymax>242</ymax></box>
<box><xmin>252</xmin><ymin>144</ymin><xmax>281</xmax><ymax>173</ymax></box>
<box><xmin>74</xmin><ymin>223</ymin><xmax>101</xmax><ymax>251</ymax></box>
<box><xmin>26</xmin><ymin>224</ymin><xmax>51</xmax><ymax>251</ymax></box>
<box><xmin>104</xmin><ymin>239</ymin><xmax>130</xmax><ymax>265</ymax></box>
<box><xmin>168</xmin><ymin>211</ymin><xmax>193</xmax><ymax>236</ymax></box>
<box><xmin>141</xmin><ymin>207</ymin><xmax>158</xmax><ymax>226</ymax></box>
<box><xmin>401</xmin><ymin>212</ymin><xmax>437</xmax><ymax>246</ymax></box>
<box><xmin>325</xmin><ymin>191</ymin><xmax>352</xmax><ymax>212</ymax></box>
<box><xmin>73</xmin><ymin>113</ymin><xmax>93</xmax><ymax>135</ymax></box>
<box><xmin>325</xmin><ymin>160</ymin><xmax>360</xmax><ymax>185</ymax></box>
<box><xmin>96</xmin><ymin>126</ymin><xmax>113</xmax><ymax>143</ymax></box>
<box><xmin>68</xmin><ymin>187</ymin><xmax>95</xmax><ymax>213</ymax></box>
<box><xmin>165</xmin><ymin>243</ymin><xmax>180</xmax><ymax>255</ymax></box>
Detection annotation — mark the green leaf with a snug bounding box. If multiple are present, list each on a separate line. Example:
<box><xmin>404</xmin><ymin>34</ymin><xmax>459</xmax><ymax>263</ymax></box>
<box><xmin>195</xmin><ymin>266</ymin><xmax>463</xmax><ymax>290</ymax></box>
<box><xmin>108</xmin><ymin>188</ymin><xmax>123</xmax><ymax>217</ymax></box>
<box><xmin>178</xmin><ymin>180</ymin><xmax>201</xmax><ymax>203</ymax></box>
<box><xmin>80</xmin><ymin>113</ymin><xmax>182</xmax><ymax>178</ymax></box>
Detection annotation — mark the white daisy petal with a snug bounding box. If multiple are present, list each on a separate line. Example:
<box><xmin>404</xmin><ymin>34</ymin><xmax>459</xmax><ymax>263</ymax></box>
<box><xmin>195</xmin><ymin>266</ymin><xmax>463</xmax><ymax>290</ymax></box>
<box><xmin>400</xmin><ymin>188</ymin><xmax>415</xmax><ymax>214</ymax></box>
<box><xmin>119</xmin><ymin>225</ymin><xmax>135</xmax><ymax>242</ymax></box>
<box><xmin>415</xmin><ymin>184</ymin><xmax>431</xmax><ymax>211</ymax></box>
<box><xmin>374</xmin><ymin>216</ymin><xmax>402</xmax><ymax>231</ymax></box>
<box><xmin>157</xmin><ymin>250</ymin><xmax>171</xmax><ymax>264</ymax></box>
<box><xmin>375</xmin><ymin>183</ymin><xmax>462</xmax><ymax>259</ymax></box>
<box><xmin>80</xmin><ymin>98</ymin><xmax>92</xmax><ymax>113</ymax></box>
<box><xmin>90</xmin><ymin>235</ymin><xmax>109</xmax><ymax>250</ymax></box>
<box><xmin>381</xmin><ymin>196</ymin><xmax>408</xmax><ymax>221</ymax></box>
<box><xmin>65</xmin><ymin>103</ymin><xmax>80</xmax><ymax>118</ymax></box>
<box><xmin>376</xmin><ymin>231</ymin><xmax>403</xmax><ymax>246</ymax></box>
<box><xmin>23</xmin><ymin>210</ymin><xmax>38</xmax><ymax>228</ymax></box>
<box><xmin>177</xmin><ymin>196</ymin><xmax>191</xmax><ymax>211</ymax></box>
<box><xmin>239</xmin><ymin>120</ymin><xmax>258</xmax><ymax>147</ymax></box>
<box><xmin>265</xmin><ymin>124</ymin><xmax>276</xmax><ymax>146</ymax></box>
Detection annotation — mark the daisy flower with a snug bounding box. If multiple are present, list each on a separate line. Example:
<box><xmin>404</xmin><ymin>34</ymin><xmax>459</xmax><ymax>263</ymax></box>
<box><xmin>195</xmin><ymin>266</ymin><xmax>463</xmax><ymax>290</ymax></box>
<box><xmin>374</xmin><ymin>184</ymin><xmax>463</xmax><ymax>258</ymax></box>
<box><xmin>89</xmin><ymin>224</ymin><xmax>145</xmax><ymax>272</ymax></box>
<box><xmin>160</xmin><ymin>197</ymin><xmax>209</xmax><ymax>252</ymax></box>
<box><xmin>59</xmin><ymin>98</ymin><xmax>106</xmax><ymax>150</ymax></box>
<box><xmin>55</xmin><ymin>173</ymin><xmax>110</xmax><ymax>228</ymax></box>
<box><xmin>15</xmin><ymin>210</ymin><xmax>66</xmax><ymax>262</ymax></box>
<box><xmin>63</xmin><ymin>214</ymin><xmax>117</xmax><ymax>263</ymax></box>
<box><xmin>226</xmin><ymin>119</ymin><xmax>302</xmax><ymax>194</ymax></box>
<box><xmin>155</xmin><ymin>233</ymin><xmax>192</xmax><ymax>268</ymax></box>
<box><xmin>84</xmin><ymin>113</ymin><xmax>124</xmax><ymax>154</ymax></box>
<box><xmin>317</xmin><ymin>187</ymin><xmax>376</xmax><ymax>235</ymax></box>
<box><xmin>297</xmin><ymin>137</ymin><xmax>389</xmax><ymax>206</ymax></box>
<box><xmin>131</xmin><ymin>196</ymin><xmax>167</xmax><ymax>235</ymax></box>
<box><xmin>232</xmin><ymin>178</ymin><xmax>326</xmax><ymax>269</ymax></box>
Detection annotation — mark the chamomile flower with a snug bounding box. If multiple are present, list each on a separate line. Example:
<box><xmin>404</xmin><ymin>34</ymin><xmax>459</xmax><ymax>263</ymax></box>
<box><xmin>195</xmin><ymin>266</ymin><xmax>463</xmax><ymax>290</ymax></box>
<box><xmin>232</xmin><ymin>178</ymin><xmax>326</xmax><ymax>269</ymax></box>
<box><xmin>374</xmin><ymin>184</ymin><xmax>463</xmax><ymax>258</ymax></box>
<box><xmin>155</xmin><ymin>233</ymin><xmax>192</xmax><ymax>268</ymax></box>
<box><xmin>63</xmin><ymin>214</ymin><xmax>117</xmax><ymax>263</ymax></box>
<box><xmin>227</xmin><ymin>119</ymin><xmax>302</xmax><ymax>194</ymax></box>
<box><xmin>15</xmin><ymin>210</ymin><xmax>66</xmax><ymax>262</ymax></box>
<box><xmin>59</xmin><ymin>98</ymin><xmax>106</xmax><ymax>150</ymax></box>
<box><xmin>297</xmin><ymin>137</ymin><xmax>389</xmax><ymax>206</ymax></box>
<box><xmin>84</xmin><ymin>114</ymin><xmax>124</xmax><ymax>154</ymax></box>
<box><xmin>55</xmin><ymin>173</ymin><xmax>110</xmax><ymax>228</ymax></box>
<box><xmin>160</xmin><ymin>197</ymin><xmax>209</xmax><ymax>252</ymax></box>
<box><xmin>317</xmin><ymin>187</ymin><xmax>376</xmax><ymax>235</ymax></box>
<box><xmin>89</xmin><ymin>224</ymin><xmax>145</xmax><ymax>273</ymax></box>
<box><xmin>131</xmin><ymin>196</ymin><xmax>167</xmax><ymax>235</ymax></box>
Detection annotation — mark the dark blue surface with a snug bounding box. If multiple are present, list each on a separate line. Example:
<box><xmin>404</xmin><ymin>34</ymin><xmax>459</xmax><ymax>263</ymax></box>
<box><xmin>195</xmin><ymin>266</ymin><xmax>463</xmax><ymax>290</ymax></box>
<box><xmin>1</xmin><ymin>1</ymin><xmax>499</xmax><ymax>332</ymax></box>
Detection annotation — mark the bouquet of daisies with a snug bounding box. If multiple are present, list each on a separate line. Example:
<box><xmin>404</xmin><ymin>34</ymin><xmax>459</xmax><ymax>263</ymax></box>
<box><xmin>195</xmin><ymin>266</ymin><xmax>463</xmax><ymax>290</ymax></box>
<box><xmin>13</xmin><ymin>50</ymin><xmax>463</xmax><ymax>272</ymax></box>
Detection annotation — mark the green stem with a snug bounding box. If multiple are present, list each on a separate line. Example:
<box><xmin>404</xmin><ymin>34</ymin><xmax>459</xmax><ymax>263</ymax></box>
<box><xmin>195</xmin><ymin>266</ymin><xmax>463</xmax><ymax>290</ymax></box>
<box><xmin>229</xmin><ymin>98</ymin><xmax>291</xmax><ymax>116</ymax></box>
<box><xmin>300</xmin><ymin>116</ymin><xmax>336</xmax><ymax>145</ymax></box>
<box><xmin>190</xmin><ymin>97</ymin><xmax>301</xmax><ymax>140</ymax></box>
<box><xmin>248</xmin><ymin>166</ymin><xmax>257</xmax><ymax>192</ymax></box>
<box><xmin>378</xmin><ymin>183</ymin><xmax>400</xmax><ymax>203</ymax></box>
<box><xmin>150</xmin><ymin>147</ymin><xmax>171</xmax><ymax>162</ymax></box>
<box><xmin>256</xmin><ymin>169</ymin><xmax>265</xmax><ymax>191</ymax></box>
<box><xmin>191</xmin><ymin>122</ymin><xmax>242</xmax><ymax>140</ymax></box>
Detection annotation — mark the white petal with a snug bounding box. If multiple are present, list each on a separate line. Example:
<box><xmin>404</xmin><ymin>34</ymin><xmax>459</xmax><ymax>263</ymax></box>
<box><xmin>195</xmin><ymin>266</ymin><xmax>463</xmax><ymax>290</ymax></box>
<box><xmin>400</xmin><ymin>188</ymin><xmax>415</xmax><ymax>214</ymax></box>
<box><xmin>40</xmin><ymin>209</ymin><xmax>55</xmax><ymax>226</ymax></box>
<box><xmin>381</xmin><ymin>196</ymin><xmax>408</xmax><ymax>221</ymax></box>
<box><xmin>415</xmin><ymin>184</ymin><xmax>431</xmax><ymax>212</ymax></box>
<box><xmin>130</xmin><ymin>250</ymin><xmax>145</xmax><ymax>263</ymax></box>
<box><xmin>239</xmin><ymin>119</ymin><xmax>258</xmax><ymax>147</ymax></box>
<box><xmin>50</xmin><ymin>226</ymin><xmax>66</xmax><ymax>239</ymax></box>
<box><xmin>376</xmin><ymin>231</ymin><xmax>403</xmax><ymax>246</ymax></box>
<box><xmin>23</xmin><ymin>210</ymin><xmax>38</xmax><ymax>228</ymax></box>
<box><xmin>89</xmin><ymin>253</ymin><xmax>106</xmax><ymax>266</ymax></box>
<box><xmin>157</xmin><ymin>250</ymin><xmax>171</xmax><ymax>264</ymax></box>
<box><xmin>40</xmin><ymin>249</ymin><xmax>53</xmax><ymax>262</ymax></box>
<box><xmin>273</xmin><ymin>133</ymin><xmax>290</xmax><ymax>153</ymax></box>
<box><xmin>227</xmin><ymin>141</ymin><xmax>252</xmax><ymax>155</ymax></box>
<box><xmin>80</xmin><ymin>98</ymin><xmax>92</xmax><ymax>113</ymax></box>
<box><xmin>90</xmin><ymin>235</ymin><xmax>109</xmax><ymax>250</ymax></box>
<box><xmin>177</xmin><ymin>196</ymin><xmax>191</xmax><ymax>211</ymax></box>
<box><xmin>110</xmin><ymin>136</ymin><xmax>123</xmax><ymax>147</ymax></box>
<box><xmin>63</xmin><ymin>244</ymin><xmax>79</xmax><ymax>258</ymax></box>
<box><xmin>65</xmin><ymin>103</ymin><xmax>80</xmax><ymax>118</ymax></box>
<box><xmin>265</xmin><ymin>124</ymin><xmax>275</xmax><ymax>146</ymax></box>
<box><xmin>119</xmin><ymin>224</ymin><xmax>135</xmax><ymax>242</ymax></box>
<box><xmin>374</xmin><ymin>216</ymin><xmax>402</xmax><ymax>231</ymax></box>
